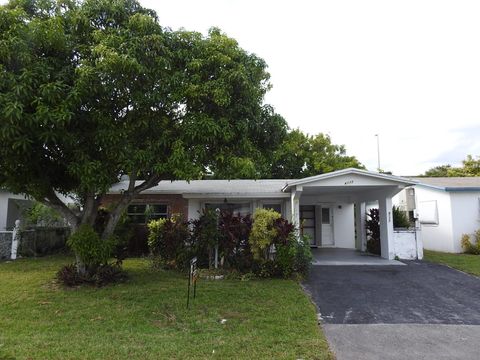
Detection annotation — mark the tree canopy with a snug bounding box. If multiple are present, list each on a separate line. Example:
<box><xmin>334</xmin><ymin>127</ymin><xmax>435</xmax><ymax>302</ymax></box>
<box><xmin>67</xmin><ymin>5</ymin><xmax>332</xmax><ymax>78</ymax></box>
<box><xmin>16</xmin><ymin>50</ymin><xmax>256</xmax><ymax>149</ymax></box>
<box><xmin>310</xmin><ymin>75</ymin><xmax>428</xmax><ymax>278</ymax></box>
<box><xmin>264</xmin><ymin>129</ymin><xmax>364</xmax><ymax>178</ymax></box>
<box><xmin>0</xmin><ymin>0</ymin><xmax>287</xmax><ymax>237</ymax></box>
<box><xmin>422</xmin><ymin>155</ymin><xmax>480</xmax><ymax>177</ymax></box>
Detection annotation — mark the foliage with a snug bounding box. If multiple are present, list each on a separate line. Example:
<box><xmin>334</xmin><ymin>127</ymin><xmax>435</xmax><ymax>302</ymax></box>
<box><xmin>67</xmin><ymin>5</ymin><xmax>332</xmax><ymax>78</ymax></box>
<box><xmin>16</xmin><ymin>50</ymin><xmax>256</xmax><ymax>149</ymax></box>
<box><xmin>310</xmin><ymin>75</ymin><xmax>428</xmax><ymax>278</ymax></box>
<box><xmin>366</xmin><ymin>208</ymin><xmax>380</xmax><ymax>255</ymax></box>
<box><xmin>66</xmin><ymin>224</ymin><xmax>115</xmax><ymax>270</ymax></box>
<box><xmin>423</xmin><ymin>155</ymin><xmax>480</xmax><ymax>177</ymax></box>
<box><xmin>0</xmin><ymin>0</ymin><xmax>287</xmax><ymax>245</ymax></box>
<box><xmin>147</xmin><ymin>215</ymin><xmax>191</xmax><ymax>270</ymax></box>
<box><xmin>0</xmin><ymin>256</ymin><xmax>333</xmax><ymax>359</ymax></box>
<box><xmin>56</xmin><ymin>262</ymin><xmax>126</xmax><ymax>287</ymax></box>
<box><xmin>25</xmin><ymin>202</ymin><xmax>64</xmax><ymax>227</ymax></box>
<box><xmin>461</xmin><ymin>231</ymin><xmax>480</xmax><ymax>255</ymax></box>
<box><xmin>190</xmin><ymin>208</ymin><xmax>221</xmax><ymax>268</ymax></box>
<box><xmin>266</xmin><ymin>130</ymin><xmax>364</xmax><ymax>178</ymax></box>
<box><xmin>249</xmin><ymin>208</ymin><xmax>281</xmax><ymax>260</ymax></box>
<box><xmin>392</xmin><ymin>205</ymin><xmax>411</xmax><ymax>228</ymax></box>
<box><xmin>218</xmin><ymin>211</ymin><xmax>253</xmax><ymax>272</ymax></box>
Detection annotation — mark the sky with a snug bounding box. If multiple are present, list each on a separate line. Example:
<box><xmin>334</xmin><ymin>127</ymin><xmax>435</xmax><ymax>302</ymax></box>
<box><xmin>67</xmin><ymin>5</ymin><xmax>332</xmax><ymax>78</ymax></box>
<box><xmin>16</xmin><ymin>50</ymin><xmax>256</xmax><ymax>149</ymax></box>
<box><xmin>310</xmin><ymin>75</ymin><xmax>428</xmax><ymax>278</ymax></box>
<box><xmin>140</xmin><ymin>0</ymin><xmax>480</xmax><ymax>175</ymax></box>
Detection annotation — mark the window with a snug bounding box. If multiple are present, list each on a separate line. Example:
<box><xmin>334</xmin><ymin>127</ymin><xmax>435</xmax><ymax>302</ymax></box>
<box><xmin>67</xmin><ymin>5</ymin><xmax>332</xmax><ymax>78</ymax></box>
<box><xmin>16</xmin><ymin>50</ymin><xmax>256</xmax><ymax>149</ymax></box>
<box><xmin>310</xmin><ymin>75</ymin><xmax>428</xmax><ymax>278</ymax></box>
<box><xmin>127</xmin><ymin>204</ymin><xmax>168</xmax><ymax>224</ymax></box>
<box><xmin>418</xmin><ymin>200</ymin><xmax>438</xmax><ymax>225</ymax></box>
<box><xmin>262</xmin><ymin>203</ymin><xmax>282</xmax><ymax>214</ymax></box>
<box><xmin>321</xmin><ymin>208</ymin><xmax>330</xmax><ymax>224</ymax></box>
<box><xmin>205</xmin><ymin>203</ymin><xmax>251</xmax><ymax>216</ymax></box>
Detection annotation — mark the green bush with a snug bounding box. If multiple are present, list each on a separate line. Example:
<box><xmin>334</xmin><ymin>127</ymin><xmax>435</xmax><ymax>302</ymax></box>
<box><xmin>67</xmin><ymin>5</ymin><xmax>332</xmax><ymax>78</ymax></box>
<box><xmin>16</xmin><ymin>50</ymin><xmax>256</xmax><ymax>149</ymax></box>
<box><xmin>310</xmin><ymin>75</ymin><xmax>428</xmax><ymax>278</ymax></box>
<box><xmin>366</xmin><ymin>208</ymin><xmax>380</xmax><ymax>255</ymax></box>
<box><xmin>147</xmin><ymin>215</ymin><xmax>191</xmax><ymax>270</ymax></box>
<box><xmin>67</xmin><ymin>224</ymin><xmax>115</xmax><ymax>270</ymax></box>
<box><xmin>249</xmin><ymin>208</ymin><xmax>281</xmax><ymax>260</ymax></box>
<box><xmin>461</xmin><ymin>231</ymin><xmax>480</xmax><ymax>255</ymax></box>
<box><xmin>191</xmin><ymin>208</ymin><xmax>221</xmax><ymax>269</ymax></box>
<box><xmin>393</xmin><ymin>205</ymin><xmax>411</xmax><ymax>228</ymax></box>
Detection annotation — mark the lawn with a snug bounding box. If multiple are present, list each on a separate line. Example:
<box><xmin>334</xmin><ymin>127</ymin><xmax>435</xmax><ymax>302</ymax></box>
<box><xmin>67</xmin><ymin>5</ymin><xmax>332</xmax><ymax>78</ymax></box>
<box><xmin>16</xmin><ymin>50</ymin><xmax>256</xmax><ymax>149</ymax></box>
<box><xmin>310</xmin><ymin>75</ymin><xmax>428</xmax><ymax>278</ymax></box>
<box><xmin>424</xmin><ymin>250</ymin><xmax>480</xmax><ymax>276</ymax></box>
<box><xmin>0</xmin><ymin>256</ymin><xmax>332</xmax><ymax>360</ymax></box>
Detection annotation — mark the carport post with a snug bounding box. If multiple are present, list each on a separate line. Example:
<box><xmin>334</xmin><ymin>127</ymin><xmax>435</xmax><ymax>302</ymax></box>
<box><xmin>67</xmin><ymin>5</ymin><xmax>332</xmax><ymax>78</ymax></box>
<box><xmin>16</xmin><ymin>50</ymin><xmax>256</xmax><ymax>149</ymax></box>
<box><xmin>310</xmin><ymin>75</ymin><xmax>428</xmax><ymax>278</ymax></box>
<box><xmin>378</xmin><ymin>195</ymin><xmax>395</xmax><ymax>259</ymax></box>
<box><xmin>290</xmin><ymin>186</ymin><xmax>302</xmax><ymax>229</ymax></box>
<box><xmin>355</xmin><ymin>202</ymin><xmax>366</xmax><ymax>251</ymax></box>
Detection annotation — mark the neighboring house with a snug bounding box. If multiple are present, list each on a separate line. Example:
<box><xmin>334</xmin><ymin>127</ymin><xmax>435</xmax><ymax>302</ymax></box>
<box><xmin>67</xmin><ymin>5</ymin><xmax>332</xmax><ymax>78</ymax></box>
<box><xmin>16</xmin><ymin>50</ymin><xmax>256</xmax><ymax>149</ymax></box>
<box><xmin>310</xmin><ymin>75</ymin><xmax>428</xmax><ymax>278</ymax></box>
<box><xmin>394</xmin><ymin>177</ymin><xmax>480</xmax><ymax>253</ymax></box>
<box><xmin>107</xmin><ymin>168</ymin><xmax>419</xmax><ymax>260</ymax></box>
<box><xmin>0</xmin><ymin>189</ymin><xmax>32</xmax><ymax>231</ymax></box>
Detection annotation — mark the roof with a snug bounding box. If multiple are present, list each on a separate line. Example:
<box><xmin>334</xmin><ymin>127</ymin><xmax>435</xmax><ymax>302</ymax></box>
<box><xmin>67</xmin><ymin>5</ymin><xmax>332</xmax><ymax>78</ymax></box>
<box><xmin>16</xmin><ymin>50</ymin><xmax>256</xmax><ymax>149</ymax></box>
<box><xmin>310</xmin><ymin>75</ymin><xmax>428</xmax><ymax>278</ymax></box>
<box><xmin>282</xmin><ymin>168</ymin><xmax>417</xmax><ymax>191</ymax></box>
<box><xmin>109</xmin><ymin>169</ymin><xmax>416</xmax><ymax>198</ymax></box>
<box><xmin>109</xmin><ymin>179</ymin><xmax>290</xmax><ymax>198</ymax></box>
<box><xmin>410</xmin><ymin>177</ymin><xmax>480</xmax><ymax>192</ymax></box>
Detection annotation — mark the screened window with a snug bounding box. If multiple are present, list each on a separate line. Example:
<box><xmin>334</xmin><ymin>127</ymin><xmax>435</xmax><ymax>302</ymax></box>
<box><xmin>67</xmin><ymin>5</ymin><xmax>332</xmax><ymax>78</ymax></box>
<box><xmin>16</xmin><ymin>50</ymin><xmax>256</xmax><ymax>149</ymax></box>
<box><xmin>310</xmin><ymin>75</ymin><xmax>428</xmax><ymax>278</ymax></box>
<box><xmin>321</xmin><ymin>208</ymin><xmax>331</xmax><ymax>224</ymax></box>
<box><xmin>262</xmin><ymin>203</ymin><xmax>282</xmax><ymax>214</ymax></box>
<box><xmin>205</xmin><ymin>203</ymin><xmax>251</xmax><ymax>216</ymax></box>
<box><xmin>127</xmin><ymin>204</ymin><xmax>168</xmax><ymax>224</ymax></box>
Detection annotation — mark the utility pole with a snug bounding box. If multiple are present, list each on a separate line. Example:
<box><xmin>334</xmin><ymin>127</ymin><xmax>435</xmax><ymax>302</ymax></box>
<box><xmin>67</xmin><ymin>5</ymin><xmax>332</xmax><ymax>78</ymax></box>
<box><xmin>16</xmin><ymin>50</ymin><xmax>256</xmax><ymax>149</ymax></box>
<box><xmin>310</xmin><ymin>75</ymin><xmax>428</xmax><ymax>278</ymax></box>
<box><xmin>375</xmin><ymin>134</ymin><xmax>381</xmax><ymax>172</ymax></box>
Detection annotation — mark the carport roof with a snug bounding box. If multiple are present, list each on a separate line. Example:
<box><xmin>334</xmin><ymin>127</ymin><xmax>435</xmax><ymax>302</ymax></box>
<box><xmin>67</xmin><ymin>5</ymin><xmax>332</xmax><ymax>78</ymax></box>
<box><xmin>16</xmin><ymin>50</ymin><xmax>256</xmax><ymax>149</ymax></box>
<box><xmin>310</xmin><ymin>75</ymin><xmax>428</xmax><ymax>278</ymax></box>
<box><xmin>282</xmin><ymin>168</ymin><xmax>417</xmax><ymax>191</ymax></box>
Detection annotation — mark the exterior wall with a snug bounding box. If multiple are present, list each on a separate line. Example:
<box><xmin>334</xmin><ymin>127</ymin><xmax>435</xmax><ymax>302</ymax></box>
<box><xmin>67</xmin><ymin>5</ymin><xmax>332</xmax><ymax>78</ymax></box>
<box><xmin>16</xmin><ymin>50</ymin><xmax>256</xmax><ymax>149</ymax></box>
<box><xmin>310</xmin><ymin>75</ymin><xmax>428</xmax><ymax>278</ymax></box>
<box><xmin>415</xmin><ymin>187</ymin><xmax>455</xmax><ymax>252</ymax></box>
<box><xmin>393</xmin><ymin>229</ymin><xmax>423</xmax><ymax>260</ymax></box>
<box><xmin>450</xmin><ymin>191</ymin><xmax>480</xmax><ymax>253</ymax></box>
<box><xmin>0</xmin><ymin>191</ymin><xmax>30</xmax><ymax>231</ymax></box>
<box><xmin>333</xmin><ymin>203</ymin><xmax>355</xmax><ymax>248</ymax></box>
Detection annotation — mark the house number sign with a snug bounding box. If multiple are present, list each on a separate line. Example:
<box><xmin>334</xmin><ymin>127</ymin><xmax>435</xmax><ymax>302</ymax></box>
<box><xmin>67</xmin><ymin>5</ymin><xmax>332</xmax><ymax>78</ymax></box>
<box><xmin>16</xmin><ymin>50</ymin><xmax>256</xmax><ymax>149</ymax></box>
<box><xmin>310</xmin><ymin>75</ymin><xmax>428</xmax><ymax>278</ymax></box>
<box><xmin>344</xmin><ymin>180</ymin><xmax>354</xmax><ymax>185</ymax></box>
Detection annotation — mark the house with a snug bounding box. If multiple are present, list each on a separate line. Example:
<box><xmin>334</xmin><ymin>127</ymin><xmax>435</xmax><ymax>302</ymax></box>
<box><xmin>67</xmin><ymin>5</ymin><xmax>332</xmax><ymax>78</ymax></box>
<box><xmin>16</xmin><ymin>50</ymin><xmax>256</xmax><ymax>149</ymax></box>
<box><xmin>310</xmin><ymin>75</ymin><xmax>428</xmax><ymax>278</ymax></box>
<box><xmin>394</xmin><ymin>177</ymin><xmax>480</xmax><ymax>253</ymax></box>
<box><xmin>0</xmin><ymin>189</ymin><xmax>32</xmax><ymax>231</ymax></box>
<box><xmin>107</xmin><ymin>168</ymin><xmax>421</xmax><ymax>260</ymax></box>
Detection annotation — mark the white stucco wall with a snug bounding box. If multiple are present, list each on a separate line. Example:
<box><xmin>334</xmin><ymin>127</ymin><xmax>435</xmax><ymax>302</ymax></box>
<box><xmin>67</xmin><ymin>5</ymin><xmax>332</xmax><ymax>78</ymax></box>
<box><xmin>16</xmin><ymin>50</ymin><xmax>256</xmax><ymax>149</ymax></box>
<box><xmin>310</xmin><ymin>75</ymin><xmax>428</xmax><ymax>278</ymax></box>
<box><xmin>187</xmin><ymin>199</ymin><xmax>202</xmax><ymax>220</ymax></box>
<box><xmin>333</xmin><ymin>203</ymin><xmax>355</xmax><ymax>248</ymax></box>
<box><xmin>393</xmin><ymin>229</ymin><xmax>423</xmax><ymax>259</ymax></box>
<box><xmin>0</xmin><ymin>191</ymin><xmax>29</xmax><ymax>231</ymax></box>
<box><xmin>450</xmin><ymin>191</ymin><xmax>480</xmax><ymax>253</ymax></box>
<box><xmin>415</xmin><ymin>187</ymin><xmax>455</xmax><ymax>252</ymax></box>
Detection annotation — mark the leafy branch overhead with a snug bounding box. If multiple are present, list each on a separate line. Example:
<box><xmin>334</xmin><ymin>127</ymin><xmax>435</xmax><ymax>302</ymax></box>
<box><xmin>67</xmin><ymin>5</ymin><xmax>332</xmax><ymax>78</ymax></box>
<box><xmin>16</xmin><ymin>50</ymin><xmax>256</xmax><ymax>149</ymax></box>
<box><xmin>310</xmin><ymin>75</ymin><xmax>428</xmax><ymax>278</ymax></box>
<box><xmin>0</xmin><ymin>0</ymin><xmax>287</xmax><ymax>237</ymax></box>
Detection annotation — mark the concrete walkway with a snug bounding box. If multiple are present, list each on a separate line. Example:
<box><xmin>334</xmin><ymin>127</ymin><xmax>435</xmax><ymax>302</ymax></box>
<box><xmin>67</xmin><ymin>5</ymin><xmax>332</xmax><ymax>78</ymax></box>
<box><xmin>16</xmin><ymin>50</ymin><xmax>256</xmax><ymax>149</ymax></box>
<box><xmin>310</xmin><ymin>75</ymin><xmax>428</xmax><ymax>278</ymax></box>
<box><xmin>311</xmin><ymin>247</ymin><xmax>404</xmax><ymax>266</ymax></box>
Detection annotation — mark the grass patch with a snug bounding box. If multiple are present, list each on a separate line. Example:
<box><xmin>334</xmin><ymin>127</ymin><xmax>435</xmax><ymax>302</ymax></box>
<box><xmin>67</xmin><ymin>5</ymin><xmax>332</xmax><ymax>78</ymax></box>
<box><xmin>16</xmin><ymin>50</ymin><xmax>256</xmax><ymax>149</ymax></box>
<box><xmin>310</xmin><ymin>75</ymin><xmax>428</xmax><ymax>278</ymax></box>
<box><xmin>424</xmin><ymin>250</ymin><xmax>480</xmax><ymax>276</ymax></box>
<box><xmin>0</xmin><ymin>256</ymin><xmax>332</xmax><ymax>359</ymax></box>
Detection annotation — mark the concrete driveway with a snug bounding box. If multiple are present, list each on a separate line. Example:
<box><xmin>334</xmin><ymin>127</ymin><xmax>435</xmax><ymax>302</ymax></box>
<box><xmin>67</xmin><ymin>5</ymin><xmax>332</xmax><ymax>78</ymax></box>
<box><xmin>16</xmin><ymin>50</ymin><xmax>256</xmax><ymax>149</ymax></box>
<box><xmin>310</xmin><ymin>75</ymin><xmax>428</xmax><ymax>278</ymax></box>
<box><xmin>303</xmin><ymin>261</ymin><xmax>480</xmax><ymax>360</ymax></box>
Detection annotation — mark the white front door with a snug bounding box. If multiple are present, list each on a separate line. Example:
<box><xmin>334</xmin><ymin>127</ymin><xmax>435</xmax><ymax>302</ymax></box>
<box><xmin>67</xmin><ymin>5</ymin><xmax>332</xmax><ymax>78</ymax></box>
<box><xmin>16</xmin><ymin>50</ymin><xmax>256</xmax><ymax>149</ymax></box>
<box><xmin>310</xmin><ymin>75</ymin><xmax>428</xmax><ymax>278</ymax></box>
<box><xmin>321</xmin><ymin>207</ymin><xmax>334</xmax><ymax>246</ymax></box>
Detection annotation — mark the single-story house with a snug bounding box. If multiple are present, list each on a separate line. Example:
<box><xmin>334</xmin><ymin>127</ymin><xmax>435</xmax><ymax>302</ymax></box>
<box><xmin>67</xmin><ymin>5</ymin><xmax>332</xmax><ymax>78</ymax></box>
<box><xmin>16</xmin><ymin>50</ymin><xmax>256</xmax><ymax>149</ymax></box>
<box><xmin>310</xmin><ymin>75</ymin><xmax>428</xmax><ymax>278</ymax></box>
<box><xmin>0</xmin><ymin>189</ymin><xmax>32</xmax><ymax>231</ymax></box>
<box><xmin>107</xmin><ymin>168</ymin><xmax>420</xmax><ymax>260</ymax></box>
<box><xmin>394</xmin><ymin>177</ymin><xmax>480</xmax><ymax>253</ymax></box>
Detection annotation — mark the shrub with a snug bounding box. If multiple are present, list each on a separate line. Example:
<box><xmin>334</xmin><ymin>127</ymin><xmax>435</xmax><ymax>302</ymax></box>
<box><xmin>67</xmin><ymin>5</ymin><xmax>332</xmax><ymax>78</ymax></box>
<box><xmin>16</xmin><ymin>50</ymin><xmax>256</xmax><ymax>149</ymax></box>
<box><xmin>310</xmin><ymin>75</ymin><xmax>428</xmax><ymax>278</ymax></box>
<box><xmin>218</xmin><ymin>211</ymin><xmax>253</xmax><ymax>272</ymax></box>
<box><xmin>249</xmin><ymin>208</ymin><xmax>281</xmax><ymax>260</ymax></box>
<box><xmin>191</xmin><ymin>208</ymin><xmax>221</xmax><ymax>269</ymax></box>
<box><xmin>393</xmin><ymin>205</ymin><xmax>410</xmax><ymax>228</ymax></box>
<box><xmin>147</xmin><ymin>215</ymin><xmax>191</xmax><ymax>270</ymax></box>
<box><xmin>57</xmin><ymin>263</ymin><xmax>127</xmax><ymax>287</ymax></box>
<box><xmin>366</xmin><ymin>208</ymin><xmax>380</xmax><ymax>255</ymax></box>
<box><xmin>67</xmin><ymin>224</ymin><xmax>115</xmax><ymax>271</ymax></box>
<box><xmin>461</xmin><ymin>231</ymin><xmax>480</xmax><ymax>255</ymax></box>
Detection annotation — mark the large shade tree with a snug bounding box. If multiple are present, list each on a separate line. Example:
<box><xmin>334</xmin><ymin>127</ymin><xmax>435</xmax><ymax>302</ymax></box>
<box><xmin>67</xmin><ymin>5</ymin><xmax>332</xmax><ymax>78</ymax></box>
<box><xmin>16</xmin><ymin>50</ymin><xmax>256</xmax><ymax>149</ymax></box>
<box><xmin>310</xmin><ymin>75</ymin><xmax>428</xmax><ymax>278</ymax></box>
<box><xmin>265</xmin><ymin>129</ymin><xmax>364</xmax><ymax>178</ymax></box>
<box><xmin>0</xmin><ymin>0</ymin><xmax>287</xmax><ymax>241</ymax></box>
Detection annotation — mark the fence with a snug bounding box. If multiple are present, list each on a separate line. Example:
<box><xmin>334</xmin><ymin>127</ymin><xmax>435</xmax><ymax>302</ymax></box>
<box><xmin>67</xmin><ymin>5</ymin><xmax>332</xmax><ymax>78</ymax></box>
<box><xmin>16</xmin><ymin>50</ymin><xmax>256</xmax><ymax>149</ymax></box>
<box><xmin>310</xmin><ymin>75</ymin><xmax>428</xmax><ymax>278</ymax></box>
<box><xmin>0</xmin><ymin>224</ymin><xmax>69</xmax><ymax>260</ymax></box>
<box><xmin>393</xmin><ymin>228</ymin><xmax>423</xmax><ymax>260</ymax></box>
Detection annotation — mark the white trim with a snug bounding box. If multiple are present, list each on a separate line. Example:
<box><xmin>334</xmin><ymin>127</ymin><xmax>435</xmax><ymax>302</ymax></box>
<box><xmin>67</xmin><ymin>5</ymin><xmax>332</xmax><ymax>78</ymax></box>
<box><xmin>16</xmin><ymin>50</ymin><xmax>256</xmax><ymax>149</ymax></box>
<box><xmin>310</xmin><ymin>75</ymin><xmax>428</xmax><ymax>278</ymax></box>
<box><xmin>183</xmin><ymin>193</ymin><xmax>290</xmax><ymax>199</ymax></box>
<box><xmin>282</xmin><ymin>168</ymin><xmax>417</xmax><ymax>191</ymax></box>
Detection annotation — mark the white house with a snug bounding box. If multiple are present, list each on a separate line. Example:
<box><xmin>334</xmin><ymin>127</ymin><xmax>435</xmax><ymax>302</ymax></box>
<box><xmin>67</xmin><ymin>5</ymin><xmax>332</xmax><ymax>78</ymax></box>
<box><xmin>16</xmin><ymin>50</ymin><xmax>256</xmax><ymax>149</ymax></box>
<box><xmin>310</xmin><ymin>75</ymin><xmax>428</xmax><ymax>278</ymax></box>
<box><xmin>394</xmin><ymin>177</ymin><xmax>480</xmax><ymax>253</ymax></box>
<box><xmin>0</xmin><ymin>189</ymin><xmax>31</xmax><ymax>231</ymax></box>
<box><xmin>108</xmin><ymin>168</ymin><xmax>420</xmax><ymax>260</ymax></box>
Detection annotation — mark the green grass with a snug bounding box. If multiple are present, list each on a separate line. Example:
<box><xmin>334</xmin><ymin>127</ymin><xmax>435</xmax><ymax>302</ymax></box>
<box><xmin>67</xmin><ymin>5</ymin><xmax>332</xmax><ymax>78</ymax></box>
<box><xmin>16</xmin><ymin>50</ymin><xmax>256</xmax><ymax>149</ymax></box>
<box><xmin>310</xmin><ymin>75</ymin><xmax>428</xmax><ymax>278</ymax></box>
<box><xmin>424</xmin><ymin>250</ymin><xmax>480</xmax><ymax>276</ymax></box>
<box><xmin>0</xmin><ymin>256</ymin><xmax>332</xmax><ymax>360</ymax></box>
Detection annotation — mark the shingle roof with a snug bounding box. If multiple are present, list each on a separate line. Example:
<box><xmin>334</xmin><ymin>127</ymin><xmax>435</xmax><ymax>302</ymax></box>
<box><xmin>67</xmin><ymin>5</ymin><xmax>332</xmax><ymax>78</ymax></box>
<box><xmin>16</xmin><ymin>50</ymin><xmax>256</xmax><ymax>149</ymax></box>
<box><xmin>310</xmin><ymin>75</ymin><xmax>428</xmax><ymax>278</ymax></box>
<box><xmin>410</xmin><ymin>177</ymin><xmax>480</xmax><ymax>190</ymax></box>
<box><xmin>109</xmin><ymin>179</ymin><xmax>290</xmax><ymax>197</ymax></box>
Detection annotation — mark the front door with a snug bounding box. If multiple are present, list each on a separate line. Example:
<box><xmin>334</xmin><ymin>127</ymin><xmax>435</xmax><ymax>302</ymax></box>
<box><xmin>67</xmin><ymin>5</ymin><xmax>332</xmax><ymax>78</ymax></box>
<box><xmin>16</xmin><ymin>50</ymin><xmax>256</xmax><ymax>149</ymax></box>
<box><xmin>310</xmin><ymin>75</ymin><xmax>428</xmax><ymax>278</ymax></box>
<box><xmin>321</xmin><ymin>207</ymin><xmax>334</xmax><ymax>246</ymax></box>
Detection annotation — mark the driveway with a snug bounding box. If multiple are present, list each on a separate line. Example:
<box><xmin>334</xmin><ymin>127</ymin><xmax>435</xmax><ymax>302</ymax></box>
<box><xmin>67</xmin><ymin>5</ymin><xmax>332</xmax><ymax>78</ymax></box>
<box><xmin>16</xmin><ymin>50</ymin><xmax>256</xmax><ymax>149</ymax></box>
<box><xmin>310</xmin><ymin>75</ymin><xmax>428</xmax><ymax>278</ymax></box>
<box><xmin>304</xmin><ymin>261</ymin><xmax>480</xmax><ymax>359</ymax></box>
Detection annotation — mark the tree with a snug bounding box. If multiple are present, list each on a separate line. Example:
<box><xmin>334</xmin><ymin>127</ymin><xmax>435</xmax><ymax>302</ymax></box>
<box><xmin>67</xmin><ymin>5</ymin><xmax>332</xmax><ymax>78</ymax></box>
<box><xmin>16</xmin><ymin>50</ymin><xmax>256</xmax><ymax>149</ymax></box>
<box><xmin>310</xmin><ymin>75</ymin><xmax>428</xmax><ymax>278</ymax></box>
<box><xmin>266</xmin><ymin>129</ymin><xmax>364</xmax><ymax>178</ymax></box>
<box><xmin>0</xmin><ymin>0</ymin><xmax>287</xmax><ymax>260</ymax></box>
<box><xmin>423</xmin><ymin>155</ymin><xmax>480</xmax><ymax>177</ymax></box>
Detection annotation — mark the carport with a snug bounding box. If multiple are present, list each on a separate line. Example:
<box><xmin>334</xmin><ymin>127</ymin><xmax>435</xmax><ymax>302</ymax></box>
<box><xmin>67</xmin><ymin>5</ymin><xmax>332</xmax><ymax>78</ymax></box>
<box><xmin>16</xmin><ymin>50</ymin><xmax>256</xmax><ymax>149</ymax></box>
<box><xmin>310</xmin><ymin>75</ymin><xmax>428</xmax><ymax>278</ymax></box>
<box><xmin>283</xmin><ymin>169</ymin><xmax>417</xmax><ymax>260</ymax></box>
